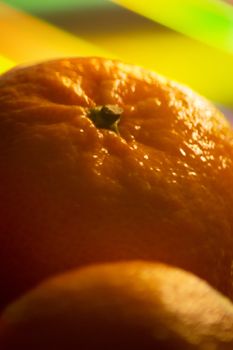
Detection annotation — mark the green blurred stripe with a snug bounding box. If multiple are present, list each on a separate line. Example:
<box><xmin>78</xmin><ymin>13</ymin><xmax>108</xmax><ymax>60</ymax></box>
<box><xmin>2</xmin><ymin>0</ymin><xmax>110</xmax><ymax>13</ymax></box>
<box><xmin>112</xmin><ymin>0</ymin><xmax>233</xmax><ymax>55</ymax></box>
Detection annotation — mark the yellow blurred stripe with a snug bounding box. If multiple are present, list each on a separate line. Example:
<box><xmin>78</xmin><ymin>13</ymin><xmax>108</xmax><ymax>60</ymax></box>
<box><xmin>0</xmin><ymin>2</ymin><xmax>114</xmax><ymax>64</ymax></box>
<box><xmin>0</xmin><ymin>54</ymin><xmax>15</xmax><ymax>74</ymax></box>
<box><xmin>87</xmin><ymin>27</ymin><xmax>233</xmax><ymax>107</ymax></box>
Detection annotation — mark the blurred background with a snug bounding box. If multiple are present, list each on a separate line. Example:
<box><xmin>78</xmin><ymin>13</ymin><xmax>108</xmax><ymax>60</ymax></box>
<box><xmin>0</xmin><ymin>0</ymin><xmax>232</xmax><ymax>119</ymax></box>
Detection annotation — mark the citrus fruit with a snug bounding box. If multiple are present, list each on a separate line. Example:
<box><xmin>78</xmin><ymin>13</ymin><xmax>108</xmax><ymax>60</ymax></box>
<box><xmin>1</xmin><ymin>261</ymin><xmax>233</xmax><ymax>349</ymax></box>
<box><xmin>0</xmin><ymin>57</ymin><xmax>233</xmax><ymax>308</ymax></box>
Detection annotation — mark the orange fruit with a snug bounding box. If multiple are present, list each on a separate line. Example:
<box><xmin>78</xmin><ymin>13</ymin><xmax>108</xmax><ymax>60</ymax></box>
<box><xmin>0</xmin><ymin>57</ymin><xmax>233</xmax><ymax>309</ymax></box>
<box><xmin>1</xmin><ymin>261</ymin><xmax>233</xmax><ymax>349</ymax></box>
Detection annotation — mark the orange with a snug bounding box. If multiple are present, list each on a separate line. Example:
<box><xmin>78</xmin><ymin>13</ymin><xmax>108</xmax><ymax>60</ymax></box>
<box><xmin>1</xmin><ymin>261</ymin><xmax>233</xmax><ymax>349</ymax></box>
<box><xmin>0</xmin><ymin>57</ymin><xmax>233</xmax><ymax>308</ymax></box>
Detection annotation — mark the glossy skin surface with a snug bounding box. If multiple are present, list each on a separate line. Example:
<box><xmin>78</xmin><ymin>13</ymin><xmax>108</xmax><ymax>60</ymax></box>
<box><xmin>1</xmin><ymin>262</ymin><xmax>233</xmax><ymax>349</ymax></box>
<box><xmin>0</xmin><ymin>57</ymin><xmax>233</xmax><ymax>308</ymax></box>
